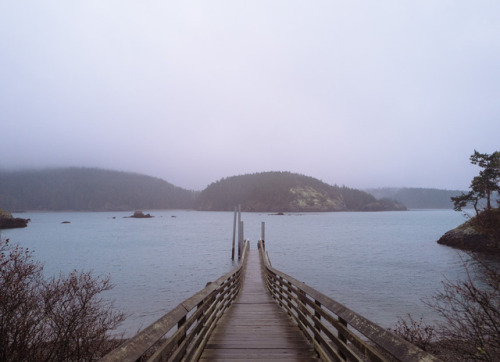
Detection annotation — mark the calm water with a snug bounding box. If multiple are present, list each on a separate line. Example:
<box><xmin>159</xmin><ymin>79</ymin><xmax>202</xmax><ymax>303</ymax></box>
<box><xmin>2</xmin><ymin>209</ymin><xmax>470</xmax><ymax>336</ymax></box>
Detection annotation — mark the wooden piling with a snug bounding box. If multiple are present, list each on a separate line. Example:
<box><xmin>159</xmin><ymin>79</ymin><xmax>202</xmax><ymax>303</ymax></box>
<box><xmin>261</xmin><ymin>221</ymin><xmax>265</xmax><ymax>250</ymax></box>
<box><xmin>237</xmin><ymin>205</ymin><xmax>242</xmax><ymax>259</ymax></box>
<box><xmin>231</xmin><ymin>207</ymin><xmax>237</xmax><ymax>260</ymax></box>
<box><xmin>238</xmin><ymin>221</ymin><xmax>244</xmax><ymax>259</ymax></box>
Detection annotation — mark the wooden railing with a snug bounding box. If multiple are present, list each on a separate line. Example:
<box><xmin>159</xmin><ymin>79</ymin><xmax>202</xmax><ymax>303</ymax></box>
<box><xmin>100</xmin><ymin>241</ymin><xmax>249</xmax><ymax>362</ymax></box>
<box><xmin>259</xmin><ymin>246</ymin><xmax>440</xmax><ymax>362</ymax></box>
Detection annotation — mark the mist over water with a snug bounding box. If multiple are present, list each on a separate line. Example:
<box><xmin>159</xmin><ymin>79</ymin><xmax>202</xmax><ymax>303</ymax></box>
<box><xmin>3</xmin><ymin>209</ymin><xmax>469</xmax><ymax>335</ymax></box>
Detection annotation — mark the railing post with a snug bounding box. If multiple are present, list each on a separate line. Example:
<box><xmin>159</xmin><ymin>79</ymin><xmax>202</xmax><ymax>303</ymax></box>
<box><xmin>314</xmin><ymin>300</ymin><xmax>322</xmax><ymax>345</ymax></box>
<box><xmin>178</xmin><ymin>315</ymin><xmax>187</xmax><ymax>347</ymax></box>
<box><xmin>277</xmin><ymin>276</ymin><xmax>284</xmax><ymax>306</ymax></box>
<box><xmin>287</xmin><ymin>282</ymin><xmax>294</xmax><ymax>316</ymax></box>
<box><xmin>297</xmin><ymin>289</ymin><xmax>308</xmax><ymax>332</ymax></box>
<box><xmin>338</xmin><ymin>317</ymin><xmax>348</xmax><ymax>360</ymax></box>
<box><xmin>197</xmin><ymin>300</ymin><xmax>204</xmax><ymax>327</ymax></box>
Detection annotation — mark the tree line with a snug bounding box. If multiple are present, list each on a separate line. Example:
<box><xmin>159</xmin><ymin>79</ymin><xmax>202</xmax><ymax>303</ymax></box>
<box><xmin>0</xmin><ymin>168</ymin><xmax>197</xmax><ymax>211</ymax></box>
<box><xmin>366</xmin><ymin>187</ymin><xmax>465</xmax><ymax>209</ymax></box>
<box><xmin>0</xmin><ymin>169</ymin><xmax>406</xmax><ymax>212</ymax></box>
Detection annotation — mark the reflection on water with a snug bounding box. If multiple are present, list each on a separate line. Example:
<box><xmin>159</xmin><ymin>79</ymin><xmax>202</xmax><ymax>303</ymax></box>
<box><xmin>3</xmin><ymin>209</ymin><xmax>476</xmax><ymax>335</ymax></box>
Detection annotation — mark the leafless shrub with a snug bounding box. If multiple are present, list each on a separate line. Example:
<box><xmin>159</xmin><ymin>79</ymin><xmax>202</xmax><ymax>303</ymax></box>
<box><xmin>393</xmin><ymin>254</ymin><xmax>500</xmax><ymax>361</ymax></box>
<box><xmin>1</xmin><ymin>239</ymin><xmax>43</xmax><ymax>360</ymax></box>
<box><xmin>392</xmin><ymin>314</ymin><xmax>437</xmax><ymax>353</ymax></box>
<box><xmin>0</xmin><ymin>238</ymin><xmax>125</xmax><ymax>361</ymax></box>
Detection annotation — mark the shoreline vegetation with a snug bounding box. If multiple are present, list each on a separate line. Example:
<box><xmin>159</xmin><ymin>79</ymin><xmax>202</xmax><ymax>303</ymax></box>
<box><xmin>395</xmin><ymin>151</ymin><xmax>500</xmax><ymax>360</ymax></box>
<box><xmin>0</xmin><ymin>238</ymin><xmax>125</xmax><ymax>360</ymax></box>
<box><xmin>437</xmin><ymin>150</ymin><xmax>500</xmax><ymax>255</ymax></box>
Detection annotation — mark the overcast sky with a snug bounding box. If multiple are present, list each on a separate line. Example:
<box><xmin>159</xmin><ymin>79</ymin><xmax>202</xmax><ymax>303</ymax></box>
<box><xmin>1</xmin><ymin>1</ymin><xmax>499</xmax><ymax>191</ymax></box>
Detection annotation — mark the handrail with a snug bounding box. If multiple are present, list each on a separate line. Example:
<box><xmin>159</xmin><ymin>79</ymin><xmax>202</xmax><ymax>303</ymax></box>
<box><xmin>100</xmin><ymin>241</ymin><xmax>249</xmax><ymax>362</ymax></box>
<box><xmin>259</xmin><ymin>246</ymin><xmax>440</xmax><ymax>362</ymax></box>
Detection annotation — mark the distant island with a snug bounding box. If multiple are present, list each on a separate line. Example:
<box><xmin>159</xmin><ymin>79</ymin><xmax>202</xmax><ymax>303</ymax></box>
<box><xmin>365</xmin><ymin>187</ymin><xmax>465</xmax><ymax>209</ymax></box>
<box><xmin>195</xmin><ymin>172</ymin><xmax>406</xmax><ymax>212</ymax></box>
<box><xmin>0</xmin><ymin>167</ymin><xmax>412</xmax><ymax>213</ymax></box>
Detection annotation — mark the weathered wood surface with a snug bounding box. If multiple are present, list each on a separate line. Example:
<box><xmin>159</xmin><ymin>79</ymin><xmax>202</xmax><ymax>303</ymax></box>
<box><xmin>200</xmin><ymin>249</ymin><xmax>319</xmax><ymax>361</ymax></box>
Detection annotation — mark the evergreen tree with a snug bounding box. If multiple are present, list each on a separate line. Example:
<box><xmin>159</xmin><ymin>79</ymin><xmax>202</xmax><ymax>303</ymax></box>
<box><xmin>452</xmin><ymin>150</ymin><xmax>500</xmax><ymax>215</ymax></box>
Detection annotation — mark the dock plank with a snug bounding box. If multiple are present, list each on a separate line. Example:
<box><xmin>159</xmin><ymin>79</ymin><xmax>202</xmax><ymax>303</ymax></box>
<box><xmin>199</xmin><ymin>249</ymin><xmax>319</xmax><ymax>361</ymax></box>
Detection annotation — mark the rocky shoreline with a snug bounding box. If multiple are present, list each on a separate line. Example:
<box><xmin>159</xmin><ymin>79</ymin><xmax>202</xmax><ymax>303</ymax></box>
<box><xmin>437</xmin><ymin>218</ymin><xmax>499</xmax><ymax>254</ymax></box>
<box><xmin>0</xmin><ymin>211</ymin><xmax>30</xmax><ymax>229</ymax></box>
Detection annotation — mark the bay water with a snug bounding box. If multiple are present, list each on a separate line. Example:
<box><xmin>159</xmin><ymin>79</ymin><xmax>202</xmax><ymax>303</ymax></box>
<box><xmin>2</xmin><ymin>209</ymin><xmax>470</xmax><ymax>336</ymax></box>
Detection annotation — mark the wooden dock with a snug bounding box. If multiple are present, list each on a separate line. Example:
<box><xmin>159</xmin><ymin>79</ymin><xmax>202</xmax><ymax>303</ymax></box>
<box><xmin>101</xmin><ymin>239</ymin><xmax>440</xmax><ymax>362</ymax></box>
<box><xmin>199</xmin><ymin>249</ymin><xmax>319</xmax><ymax>361</ymax></box>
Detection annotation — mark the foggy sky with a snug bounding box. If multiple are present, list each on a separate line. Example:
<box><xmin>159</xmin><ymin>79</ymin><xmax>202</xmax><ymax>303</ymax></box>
<box><xmin>1</xmin><ymin>1</ymin><xmax>499</xmax><ymax>191</ymax></box>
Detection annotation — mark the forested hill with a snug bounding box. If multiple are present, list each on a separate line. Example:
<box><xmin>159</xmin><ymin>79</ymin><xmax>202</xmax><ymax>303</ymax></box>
<box><xmin>0</xmin><ymin>169</ymin><xmax>407</xmax><ymax>212</ymax></box>
<box><xmin>195</xmin><ymin>172</ymin><xmax>406</xmax><ymax>212</ymax></box>
<box><xmin>0</xmin><ymin>168</ymin><xmax>196</xmax><ymax>211</ymax></box>
<box><xmin>365</xmin><ymin>187</ymin><xmax>465</xmax><ymax>209</ymax></box>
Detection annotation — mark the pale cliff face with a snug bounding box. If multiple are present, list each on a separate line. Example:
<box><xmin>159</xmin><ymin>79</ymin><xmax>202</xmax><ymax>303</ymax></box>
<box><xmin>289</xmin><ymin>186</ymin><xmax>345</xmax><ymax>211</ymax></box>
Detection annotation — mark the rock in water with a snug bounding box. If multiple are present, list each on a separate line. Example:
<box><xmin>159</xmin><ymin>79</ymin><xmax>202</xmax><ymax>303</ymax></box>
<box><xmin>129</xmin><ymin>210</ymin><xmax>153</xmax><ymax>218</ymax></box>
<box><xmin>437</xmin><ymin>219</ymin><xmax>498</xmax><ymax>253</ymax></box>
